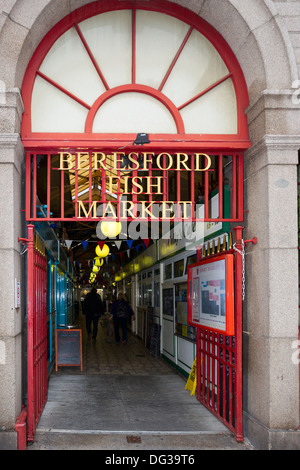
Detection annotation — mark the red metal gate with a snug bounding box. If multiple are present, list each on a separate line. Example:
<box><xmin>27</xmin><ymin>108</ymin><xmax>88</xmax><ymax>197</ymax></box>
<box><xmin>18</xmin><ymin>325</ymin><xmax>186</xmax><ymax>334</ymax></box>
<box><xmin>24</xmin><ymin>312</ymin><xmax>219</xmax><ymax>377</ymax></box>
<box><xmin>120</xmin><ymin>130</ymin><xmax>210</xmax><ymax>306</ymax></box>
<box><xmin>19</xmin><ymin>224</ymin><xmax>48</xmax><ymax>442</ymax></box>
<box><xmin>24</xmin><ymin>151</ymin><xmax>244</xmax><ymax>224</ymax></box>
<box><xmin>196</xmin><ymin>226</ymin><xmax>246</xmax><ymax>441</ymax></box>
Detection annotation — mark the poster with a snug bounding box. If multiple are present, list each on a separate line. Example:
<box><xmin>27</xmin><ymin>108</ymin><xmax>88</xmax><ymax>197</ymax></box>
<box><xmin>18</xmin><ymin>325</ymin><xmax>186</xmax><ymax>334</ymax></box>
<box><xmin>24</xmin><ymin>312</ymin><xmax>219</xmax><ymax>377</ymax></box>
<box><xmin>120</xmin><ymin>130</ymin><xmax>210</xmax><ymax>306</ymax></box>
<box><xmin>199</xmin><ymin>259</ymin><xmax>226</xmax><ymax>331</ymax></box>
<box><xmin>191</xmin><ymin>276</ymin><xmax>200</xmax><ymax>323</ymax></box>
<box><xmin>175</xmin><ymin>283</ymin><xmax>196</xmax><ymax>342</ymax></box>
<box><xmin>187</xmin><ymin>254</ymin><xmax>234</xmax><ymax>335</ymax></box>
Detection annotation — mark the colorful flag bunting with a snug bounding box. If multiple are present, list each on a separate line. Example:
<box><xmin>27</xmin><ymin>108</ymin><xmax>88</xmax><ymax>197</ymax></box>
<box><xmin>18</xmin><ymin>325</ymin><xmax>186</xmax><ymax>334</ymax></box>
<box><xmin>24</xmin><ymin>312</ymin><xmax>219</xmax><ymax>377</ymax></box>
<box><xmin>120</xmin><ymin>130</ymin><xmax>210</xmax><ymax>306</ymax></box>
<box><xmin>65</xmin><ymin>240</ymin><xmax>73</xmax><ymax>249</ymax></box>
<box><xmin>143</xmin><ymin>239</ymin><xmax>150</xmax><ymax>248</ymax></box>
<box><xmin>126</xmin><ymin>239</ymin><xmax>133</xmax><ymax>249</ymax></box>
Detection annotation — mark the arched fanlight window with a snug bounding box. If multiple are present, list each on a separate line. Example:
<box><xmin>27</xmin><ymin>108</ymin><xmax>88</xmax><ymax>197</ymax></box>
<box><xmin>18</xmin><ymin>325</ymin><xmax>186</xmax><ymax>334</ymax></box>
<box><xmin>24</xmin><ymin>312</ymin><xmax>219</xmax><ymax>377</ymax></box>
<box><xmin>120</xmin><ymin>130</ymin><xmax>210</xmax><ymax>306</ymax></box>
<box><xmin>21</xmin><ymin>1</ymin><xmax>249</xmax><ymax>149</ymax></box>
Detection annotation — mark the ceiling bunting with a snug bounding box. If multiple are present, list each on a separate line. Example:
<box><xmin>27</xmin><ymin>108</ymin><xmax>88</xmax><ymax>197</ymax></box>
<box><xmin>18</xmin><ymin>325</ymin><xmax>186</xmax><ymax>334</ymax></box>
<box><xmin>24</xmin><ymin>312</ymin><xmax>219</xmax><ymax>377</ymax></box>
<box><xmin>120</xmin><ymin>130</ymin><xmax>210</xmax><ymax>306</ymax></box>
<box><xmin>143</xmin><ymin>239</ymin><xmax>150</xmax><ymax>248</ymax></box>
<box><xmin>115</xmin><ymin>240</ymin><xmax>122</xmax><ymax>250</ymax></box>
<box><xmin>126</xmin><ymin>240</ymin><xmax>133</xmax><ymax>249</ymax></box>
<box><xmin>63</xmin><ymin>239</ymin><xmax>114</xmax><ymax>244</ymax></box>
<box><xmin>81</xmin><ymin>240</ymin><xmax>88</xmax><ymax>250</ymax></box>
<box><xmin>98</xmin><ymin>241</ymin><xmax>106</xmax><ymax>250</ymax></box>
<box><xmin>65</xmin><ymin>240</ymin><xmax>73</xmax><ymax>250</ymax></box>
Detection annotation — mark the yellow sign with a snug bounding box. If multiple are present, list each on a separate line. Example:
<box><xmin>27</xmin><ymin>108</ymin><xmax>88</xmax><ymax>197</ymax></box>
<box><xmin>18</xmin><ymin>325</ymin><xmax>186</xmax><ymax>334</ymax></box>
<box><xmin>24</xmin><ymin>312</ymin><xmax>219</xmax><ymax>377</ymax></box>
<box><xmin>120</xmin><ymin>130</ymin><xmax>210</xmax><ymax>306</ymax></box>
<box><xmin>58</xmin><ymin>151</ymin><xmax>212</xmax><ymax>220</ymax></box>
<box><xmin>185</xmin><ymin>356</ymin><xmax>197</xmax><ymax>396</ymax></box>
<box><xmin>58</xmin><ymin>151</ymin><xmax>211</xmax><ymax>173</ymax></box>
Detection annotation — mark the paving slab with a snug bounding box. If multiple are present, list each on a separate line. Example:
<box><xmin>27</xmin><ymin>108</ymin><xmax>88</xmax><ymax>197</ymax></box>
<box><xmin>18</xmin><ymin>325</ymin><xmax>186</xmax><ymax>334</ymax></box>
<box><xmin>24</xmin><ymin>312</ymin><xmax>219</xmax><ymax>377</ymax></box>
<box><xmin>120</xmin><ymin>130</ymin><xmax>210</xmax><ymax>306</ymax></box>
<box><xmin>29</xmin><ymin>319</ymin><xmax>255</xmax><ymax>450</ymax></box>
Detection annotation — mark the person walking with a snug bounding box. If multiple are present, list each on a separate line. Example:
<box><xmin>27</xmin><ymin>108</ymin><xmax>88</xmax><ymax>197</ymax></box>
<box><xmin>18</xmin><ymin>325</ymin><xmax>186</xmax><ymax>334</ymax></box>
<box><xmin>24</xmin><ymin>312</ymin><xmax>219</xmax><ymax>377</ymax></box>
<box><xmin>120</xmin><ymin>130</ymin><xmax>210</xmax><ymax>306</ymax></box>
<box><xmin>111</xmin><ymin>292</ymin><xmax>135</xmax><ymax>344</ymax></box>
<box><xmin>83</xmin><ymin>288</ymin><xmax>104</xmax><ymax>339</ymax></box>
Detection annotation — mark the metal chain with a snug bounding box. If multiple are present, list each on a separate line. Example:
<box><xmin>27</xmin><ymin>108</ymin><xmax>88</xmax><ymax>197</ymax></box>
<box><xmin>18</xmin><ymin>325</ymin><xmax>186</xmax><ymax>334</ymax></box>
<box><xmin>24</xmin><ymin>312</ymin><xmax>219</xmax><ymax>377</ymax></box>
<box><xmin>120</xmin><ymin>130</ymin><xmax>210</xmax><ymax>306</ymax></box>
<box><xmin>19</xmin><ymin>243</ymin><xmax>28</xmax><ymax>256</ymax></box>
<box><xmin>233</xmin><ymin>239</ymin><xmax>246</xmax><ymax>301</ymax></box>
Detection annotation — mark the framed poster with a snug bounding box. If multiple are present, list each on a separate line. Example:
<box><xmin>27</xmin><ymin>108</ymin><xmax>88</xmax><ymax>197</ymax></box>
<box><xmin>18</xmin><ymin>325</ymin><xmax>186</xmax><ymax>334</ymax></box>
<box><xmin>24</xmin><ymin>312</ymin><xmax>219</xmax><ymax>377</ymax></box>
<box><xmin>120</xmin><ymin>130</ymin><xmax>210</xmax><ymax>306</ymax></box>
<box><xmin>163</xmin><ymin>288</ymin><xmax>174</xmax><ymax>316</ymax></box>
<box><xmin>175</xmin><ymin>283</ymin><xmax>196</xmax><ymax>342</ymax></box>
<box><xmin>187</xmin><ymin>254</ymin><xmax>234</xmax><ymax>335</ymax></box>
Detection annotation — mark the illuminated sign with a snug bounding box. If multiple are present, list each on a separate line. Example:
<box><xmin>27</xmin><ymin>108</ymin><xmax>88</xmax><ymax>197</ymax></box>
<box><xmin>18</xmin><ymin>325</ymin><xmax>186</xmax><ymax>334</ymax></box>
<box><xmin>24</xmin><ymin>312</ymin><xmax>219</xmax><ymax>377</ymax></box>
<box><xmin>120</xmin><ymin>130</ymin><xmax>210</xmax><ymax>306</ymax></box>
<box><xmin>25</xmin><ymin>150</ymin><xmax>243</xmax><ymax>224</ymax></box>
<box><xmin>57</xmin><ymin>151</ymin><xmax>211</xmax><ymax>220</ymax></box>
<box><xmin>58</xmin><ymin>151</ymin><xmax>211</xmax><ymax>172</ymax></box>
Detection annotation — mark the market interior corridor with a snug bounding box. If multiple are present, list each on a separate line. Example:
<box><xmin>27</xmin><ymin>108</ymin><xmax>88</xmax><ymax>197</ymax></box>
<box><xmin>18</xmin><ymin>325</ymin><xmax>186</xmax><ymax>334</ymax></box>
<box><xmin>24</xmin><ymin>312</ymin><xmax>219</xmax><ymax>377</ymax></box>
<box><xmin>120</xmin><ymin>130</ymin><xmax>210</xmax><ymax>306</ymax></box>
<box><xmin>33</xmin><ymin>311</ymin><xmax>232</xmax><ymax>443</ymax></box>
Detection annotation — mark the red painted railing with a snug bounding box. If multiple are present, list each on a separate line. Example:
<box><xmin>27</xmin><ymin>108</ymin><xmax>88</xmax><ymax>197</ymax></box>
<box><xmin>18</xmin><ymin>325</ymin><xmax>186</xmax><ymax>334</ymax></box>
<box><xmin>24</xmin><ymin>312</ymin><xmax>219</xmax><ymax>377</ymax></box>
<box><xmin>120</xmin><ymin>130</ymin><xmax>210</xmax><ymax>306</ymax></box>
<box><xmin>19</xmin><ymin>225</ymin><xmax>48</xmax><ymax>443</ymax></box>
<box><xmin>15</xmin><ymin>407</ymin><xmax>27</xmax><ymax>450</ymax></box>
<box><xmin>196</xmin><ymin>227</ymin><xmax>244</xmax><ymax>441</ymax></box>
<box><xmin>25</xmin><ymin>151</ymin><xmax>244</xmax><ymax>223</ymax></box>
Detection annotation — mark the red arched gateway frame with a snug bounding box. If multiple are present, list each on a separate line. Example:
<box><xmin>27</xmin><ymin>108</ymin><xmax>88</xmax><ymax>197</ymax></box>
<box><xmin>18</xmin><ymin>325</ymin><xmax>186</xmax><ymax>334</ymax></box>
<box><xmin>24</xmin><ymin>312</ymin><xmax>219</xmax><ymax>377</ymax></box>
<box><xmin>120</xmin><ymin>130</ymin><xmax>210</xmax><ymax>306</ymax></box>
<box><xmin>21</xmin><ymin>1</ymin><xmax>250</xmax><ymax>224</ymax></box>
<box><xmin>20</xmin><ymin>0</ymin><xmax>250</xmax><ymax>444</ymax></box>
<box><xmin>21</xmin><ymin>0</ymin><xmax>250</xmax><ymax>150</ymax></box>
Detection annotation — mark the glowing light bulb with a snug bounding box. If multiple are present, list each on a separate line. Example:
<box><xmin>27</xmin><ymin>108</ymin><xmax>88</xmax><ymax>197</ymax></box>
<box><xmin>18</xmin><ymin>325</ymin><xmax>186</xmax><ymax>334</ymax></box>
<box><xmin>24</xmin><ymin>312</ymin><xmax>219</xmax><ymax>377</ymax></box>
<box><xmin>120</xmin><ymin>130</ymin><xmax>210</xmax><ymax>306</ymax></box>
<box><xmin>100</xmin><ymin>221</ymin><xmax>122</xmax><ymax>238</ymax></box>
<box><xmin>95</xmin><ymin>244</ymin><xmax>110</xmax><ymax>258</ymax></box>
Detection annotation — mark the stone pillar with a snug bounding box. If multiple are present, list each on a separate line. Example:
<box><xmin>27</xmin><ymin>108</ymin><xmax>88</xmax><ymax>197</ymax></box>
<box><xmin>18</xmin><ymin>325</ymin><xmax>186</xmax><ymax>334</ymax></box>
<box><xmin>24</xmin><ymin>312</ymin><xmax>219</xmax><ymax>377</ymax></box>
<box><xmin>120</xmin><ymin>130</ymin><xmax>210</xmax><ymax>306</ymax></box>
<box><xmin>243</xmin><ymin>91</ymin><xmax>300</xmax><ymax>449</ymax></box>
<box><xmin>0</xmin><ymin>88</ymin><xmax>25</xmax><ymax>450</ymax></box>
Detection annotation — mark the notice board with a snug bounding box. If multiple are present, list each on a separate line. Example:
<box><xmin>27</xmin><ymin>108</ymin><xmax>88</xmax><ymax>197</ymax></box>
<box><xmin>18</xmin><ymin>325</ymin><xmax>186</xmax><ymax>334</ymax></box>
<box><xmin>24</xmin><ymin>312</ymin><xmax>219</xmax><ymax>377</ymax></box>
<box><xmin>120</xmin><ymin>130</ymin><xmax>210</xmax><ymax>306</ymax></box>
<box><xmin>163</xmin><ymin>288</ymin><xmax>174</xmax><ymax>316</ymax></box>
<box><xmin>187</xmin><ymin>254</ymin><xmax>234</xmax><ymax>336</ymax></box>
<box><xmin>149</xmin><ymin>324</ymin><xmax>161</xmax><ymax>358</ymax></box>
<box><xmin>56</xmin><ymin>329</ymin><xmax>83</xmax><ymax>371</ymax></box>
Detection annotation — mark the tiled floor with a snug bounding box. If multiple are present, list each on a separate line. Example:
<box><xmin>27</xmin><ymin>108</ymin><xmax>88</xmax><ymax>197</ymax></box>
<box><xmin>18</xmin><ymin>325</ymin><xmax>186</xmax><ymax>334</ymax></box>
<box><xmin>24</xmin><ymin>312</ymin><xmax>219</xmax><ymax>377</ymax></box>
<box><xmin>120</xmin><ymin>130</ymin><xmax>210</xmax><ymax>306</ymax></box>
<box><xmin>36</xmin><ymin>314</ymin><xmax>231</xmax><ymax>438</ymax></box>
<box><xmin>57</xmin><ymin>314</ymin><xmax>176</xmax><ymax>376</ymax></box>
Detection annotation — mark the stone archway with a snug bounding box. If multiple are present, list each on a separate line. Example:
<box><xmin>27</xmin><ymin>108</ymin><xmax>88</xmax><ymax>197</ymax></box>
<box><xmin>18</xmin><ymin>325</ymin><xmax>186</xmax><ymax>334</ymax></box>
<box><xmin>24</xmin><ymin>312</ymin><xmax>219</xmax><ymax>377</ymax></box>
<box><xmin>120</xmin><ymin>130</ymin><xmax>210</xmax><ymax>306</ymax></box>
<box><xmin>1</xmin><ymin>1</ymin><xmax>296</xmax><ymax>91</ymax></box>
<box><xmin>1</xmin><ymin>1</ymin><xmax>296</xmax><ymax>145</ymax></box>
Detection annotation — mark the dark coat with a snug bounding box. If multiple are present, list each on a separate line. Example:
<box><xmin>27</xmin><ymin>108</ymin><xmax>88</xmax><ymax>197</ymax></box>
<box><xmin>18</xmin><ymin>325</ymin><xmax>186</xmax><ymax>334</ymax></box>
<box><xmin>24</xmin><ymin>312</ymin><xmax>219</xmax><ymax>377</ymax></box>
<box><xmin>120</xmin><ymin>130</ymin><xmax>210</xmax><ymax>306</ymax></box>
<box><xmin>111</xmin><ymin>299</ymin><xmax>134</xmax><ymax>319</ymax></box>
<box><xmin>83</xmin><ymin>292</ymin><xmax>104</xmax><ymax>318</ymax></box>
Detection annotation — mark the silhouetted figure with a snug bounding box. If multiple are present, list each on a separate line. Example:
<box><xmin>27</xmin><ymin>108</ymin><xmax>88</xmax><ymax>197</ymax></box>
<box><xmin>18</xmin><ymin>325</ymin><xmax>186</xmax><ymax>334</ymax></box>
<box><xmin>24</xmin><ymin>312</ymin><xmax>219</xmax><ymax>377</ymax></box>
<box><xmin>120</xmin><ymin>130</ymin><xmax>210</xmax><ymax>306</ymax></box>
<box><xmin>111</xmin><ymin>292</ymin><xmax>135</xmax><ymax>344</ymax></box>
<box><xmin>83</xmin><ymin>288</ymin><xmax>104</xmax><ymax>339</ymax></box>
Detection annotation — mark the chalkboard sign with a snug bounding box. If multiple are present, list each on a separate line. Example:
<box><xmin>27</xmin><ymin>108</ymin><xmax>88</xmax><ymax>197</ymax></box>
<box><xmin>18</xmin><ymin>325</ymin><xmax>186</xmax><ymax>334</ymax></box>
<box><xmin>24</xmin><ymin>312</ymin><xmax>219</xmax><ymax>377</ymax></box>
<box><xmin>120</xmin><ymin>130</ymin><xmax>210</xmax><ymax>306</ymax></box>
<box><xmin>149</xmin><ymin>324</ymin><xmax>161</xmax><ymax>358</ymax></box>
<box><xmin>56</xmin><ymin>329</ymin><xmax>83</xmax><ymax>371</ymax></box>
<box><xmin>163</xmin><ymin>288</ymin><xmax>174</xmax><ymax>316</ymax></box>
<box><xmin>146</xmin><ymin>306</ymin><xmax>154</xmax><ymax>349</ymax></box>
